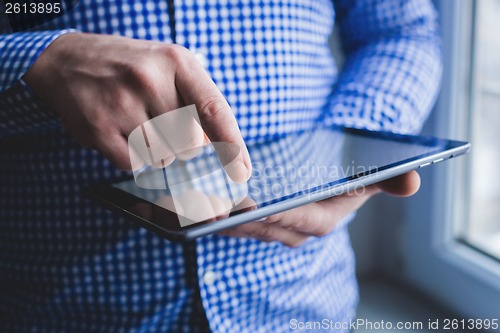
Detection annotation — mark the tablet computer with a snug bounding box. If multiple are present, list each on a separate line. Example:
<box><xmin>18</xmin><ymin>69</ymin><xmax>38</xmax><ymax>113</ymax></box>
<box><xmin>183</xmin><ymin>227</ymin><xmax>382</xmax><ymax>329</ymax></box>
<box><xmin>83</xmin><ymin>125</ymin><xmax>470</xmax><ymax>242</ymax></box>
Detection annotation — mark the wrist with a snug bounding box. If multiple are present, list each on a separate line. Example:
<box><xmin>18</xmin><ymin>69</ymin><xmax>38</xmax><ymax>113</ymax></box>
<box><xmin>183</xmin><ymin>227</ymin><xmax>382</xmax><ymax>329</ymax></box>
<box><xmin>23</xmin><ymin>32</ymin><xmax>82</xmax><ymax>112</ymax></box>
<box><xmin>25</xmin><ymin>32</ymin><xmax>80</xmax><ymax>78</ymax></box>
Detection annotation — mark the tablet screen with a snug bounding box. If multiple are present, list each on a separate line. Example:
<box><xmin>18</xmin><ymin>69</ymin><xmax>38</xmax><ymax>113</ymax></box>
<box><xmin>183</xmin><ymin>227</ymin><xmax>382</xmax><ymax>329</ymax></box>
<box><xmin>109</xmin><ymin>126</ymin><xmax>459</xmax><ymax>230</ymax></box>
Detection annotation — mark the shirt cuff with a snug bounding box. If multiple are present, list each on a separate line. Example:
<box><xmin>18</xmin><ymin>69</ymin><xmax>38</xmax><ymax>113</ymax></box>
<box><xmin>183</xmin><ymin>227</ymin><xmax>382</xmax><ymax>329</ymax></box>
<box><xmin>0</xmin><ymin>29</ymin><xmax>77</xmax><ymax>93</ymax></box>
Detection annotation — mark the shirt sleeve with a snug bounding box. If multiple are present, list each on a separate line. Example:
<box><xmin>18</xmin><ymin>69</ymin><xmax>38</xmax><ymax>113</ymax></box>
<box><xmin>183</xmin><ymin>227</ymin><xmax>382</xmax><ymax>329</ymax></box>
<box><xmin>325</xmin><ymin>0</ymin><xmax>443</xmax><ymax>134</ymax></box>
<box><xmin>0</xmin><ymin>30</ymin><xmax>76</xmax><ymax>137</ymax></box>
<box><xmin>1</xmin><ymin>30</ymin><xmax>73</xmax><ymax>92</ymax></box>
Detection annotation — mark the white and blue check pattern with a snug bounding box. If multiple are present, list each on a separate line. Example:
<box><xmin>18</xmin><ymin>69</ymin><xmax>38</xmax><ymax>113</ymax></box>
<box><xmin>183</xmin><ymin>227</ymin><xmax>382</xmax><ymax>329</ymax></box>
<box><xmin>0</xmin><ymin>0</ymin><xmax>442</xmax><ymax>332</ymax></box>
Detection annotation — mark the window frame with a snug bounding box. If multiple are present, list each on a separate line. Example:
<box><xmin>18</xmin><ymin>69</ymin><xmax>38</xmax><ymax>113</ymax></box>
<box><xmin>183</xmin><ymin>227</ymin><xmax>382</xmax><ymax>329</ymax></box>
<box><xmin>402</xmin><ymin>0</ymin><xmax>500</xmax><ymax>320</ymax></box>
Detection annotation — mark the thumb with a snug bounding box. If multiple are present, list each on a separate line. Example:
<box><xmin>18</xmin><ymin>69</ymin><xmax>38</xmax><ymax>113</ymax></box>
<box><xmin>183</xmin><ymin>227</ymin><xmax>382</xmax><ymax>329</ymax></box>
<box><xmin>376</xmin><ymin>171</ymin><xmax>421</xmax><ymax>197</ymax></box>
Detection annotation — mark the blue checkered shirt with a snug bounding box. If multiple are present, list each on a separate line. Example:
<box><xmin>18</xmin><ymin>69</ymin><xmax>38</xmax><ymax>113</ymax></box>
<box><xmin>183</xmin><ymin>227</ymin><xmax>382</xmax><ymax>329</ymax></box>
<box><xmin>0</xmin><ymin>0</ymin><xmax>442</xmax><ymax>332</ymax></box>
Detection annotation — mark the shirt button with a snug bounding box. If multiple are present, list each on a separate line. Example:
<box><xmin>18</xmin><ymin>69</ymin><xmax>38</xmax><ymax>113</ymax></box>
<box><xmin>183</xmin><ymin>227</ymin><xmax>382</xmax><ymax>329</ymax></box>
<box><xmin>202</xmin><ymin>270</ymin><xmax>217</xmax><ymax>285</ymax></box>
<box><xmin>193</xmin><ymin>52</ymin><xmax>208</xmax><ymax>69</ymax></box>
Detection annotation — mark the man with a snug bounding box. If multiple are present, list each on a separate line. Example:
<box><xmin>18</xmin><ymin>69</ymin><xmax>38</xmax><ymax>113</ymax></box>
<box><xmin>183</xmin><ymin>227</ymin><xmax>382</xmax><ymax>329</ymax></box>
<box><xmin>0</xmin><ymin>0</ymin><xmax>441</xmax><ymax>332</ymax></box>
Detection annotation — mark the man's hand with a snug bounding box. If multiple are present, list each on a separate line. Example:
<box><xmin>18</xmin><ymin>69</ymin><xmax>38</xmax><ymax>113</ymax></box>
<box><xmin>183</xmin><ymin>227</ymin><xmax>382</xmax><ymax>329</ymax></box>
<box><xmin>219</xmin><ymin>171</ymin><xmax>421</xmax><ymax>247</ymax></box>
<box><xmin>23</xmin><ymin>33</ymin><xmax>251</xmax><ymax>181</ymax></box>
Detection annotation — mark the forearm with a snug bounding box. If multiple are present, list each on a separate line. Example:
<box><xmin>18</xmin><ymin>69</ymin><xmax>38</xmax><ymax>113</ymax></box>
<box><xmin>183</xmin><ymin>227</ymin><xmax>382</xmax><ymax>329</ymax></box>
<box><xmin>327</xmin><ymin>0</ymin><xmax>442</xmax><ymax>134</ymax></box>
<box><xmin>325</xmin><ymin>37</ymin><xmax>442</xmax><ymax>134</ymax></box>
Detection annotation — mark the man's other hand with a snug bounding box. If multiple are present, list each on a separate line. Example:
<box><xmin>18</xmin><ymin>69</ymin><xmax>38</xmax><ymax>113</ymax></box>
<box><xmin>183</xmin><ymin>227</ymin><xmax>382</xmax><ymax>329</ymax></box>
<box><xmin>219</xmin><ymin>171</ymin><xmax>421</xmax><ymax>247</ymax></box>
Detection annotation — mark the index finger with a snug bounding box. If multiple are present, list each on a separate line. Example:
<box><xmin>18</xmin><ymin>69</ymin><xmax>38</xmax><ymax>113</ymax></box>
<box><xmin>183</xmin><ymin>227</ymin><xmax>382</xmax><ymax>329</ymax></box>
<box><xmin>174</xmin><ymin>51</ymin><xmax>252</xmax><ymax>183</ymax></box>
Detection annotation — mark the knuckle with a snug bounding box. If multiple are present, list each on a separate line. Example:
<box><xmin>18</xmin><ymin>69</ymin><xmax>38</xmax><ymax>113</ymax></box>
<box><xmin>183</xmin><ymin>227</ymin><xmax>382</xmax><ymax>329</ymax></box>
<box><xmin>198</xmin><ymin>97</ymin><xmax>229</xmax><ymax>122</ymax></box>
<box><xmin>163</xmin><ymin>44</ymin><xmax>191</xmax><ymax>67</ymax></box>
